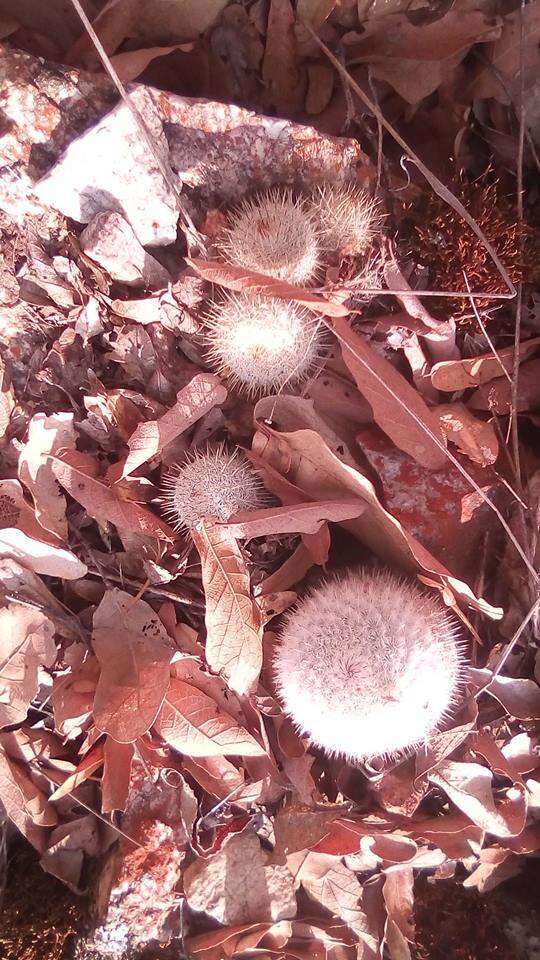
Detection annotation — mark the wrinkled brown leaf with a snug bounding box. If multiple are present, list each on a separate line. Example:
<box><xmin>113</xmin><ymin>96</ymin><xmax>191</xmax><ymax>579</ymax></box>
<box><xmin>155</xmin><ymin>677</ymin><xmax>265</xmax><ymax>757</ymax></box>
<box><xmin>0</xmin><ymin>743</ymin><xmax>57</xmax><ymax>852</ymax></box>
<box><xmin>294</xmin><ymin>852</ymin><xmax>373</xmax><ymax>941</ymax></box>
<box><xmin>331</xmin><ymin>316</ymin><xmax>447</xmax><ymax>469</ymax></box>
<box><xmin>383</xmin><ymin>868</ymin><xmax>414</xmax><ymax>960</ymax></box>
<box><xmin>225</xmin><ymin>498</ymin><xmax>366</xmax><ymax>539</ymax></box>
<box><xmin>263</xmin><ymin>0</ymin><xmax>304</xmax><ymax>114</ymax></box>
<box><xmin>18</xmin><ymin>411</ymin><xmax>76</xmax><ymax>540</ymax></box>
<box><xmin>92</xmin><ymin>589</ymin><xmax>172</xmax><ymax>742</ymax></box>
<box><xmin>430</xmin><ymin>338</ymin><xmax>540</xmax><ymax>390</ymax></box>
<box><xmin>468</xmin><ymin>358</ymin><xmax>540</xmax><ymax>415</ymax></box>
<box><xmin>51</xmin><ymin>454</ymin><xmax>177</xmax><ymax>541</ymax></box>
<box><xmin>469</xmin><ymin>667</ymin><xmax>540</xmax><ymax>720</ymax></box>
<box><xmin>102</xmin><ymin>738</ymin><xmax>134</xmax><ymax>812</ymax></box>
<box><xmin>436</xmin><ymin>403</ymin><xmax>498</xmax><ymax>466</ymax></box>
<box><xmin>192</xmin><ymin>521</ymin><xmax>263</xmax><ymax>696</ymax></box>
<box><xmin>122</xmin><ymin>372</ymin><xmax>227</xmax><ymax>477</ymax></box>
<box><xmin>187</xmin><ymin>257</ymin><xmax>349</xmax><ymax>316</ymax></box>
<box><xmin>0</xmin><ymin>604</ymin><xmax>56</xmax><ymax>727</ymax></box>
<box><xmin>429</xmin><ymin>761</ymin><xmax>527</xmax><ymax>838</ymax></box>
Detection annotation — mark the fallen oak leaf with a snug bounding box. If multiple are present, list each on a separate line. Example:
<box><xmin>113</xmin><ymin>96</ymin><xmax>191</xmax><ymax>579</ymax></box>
<box><xmin>430</xmin><ymin>337</ymin><xmax>540</xmax><ymax>390</ymax></box>
<box><xmin>186</xmin><ymin>257</ymin><xmax>349</xmax><ymax>317</ymax></box>
<box><xmin>223</xmin><ymin>498</ymin><xmax>366</xmax><ymax>538</ymax></box>
<box><xmin>192</xmin><ymin>521</ymin><xmax>263</xmax><ymax>696</ymax></box>
<box><xmin>122</xmin><ymin>372</ymin><xmax>227</xmax><ymax>478</ymax></box>
<box><xmin>330</xmin><ymin>316</ymin><xmax>447</xmax><ymax>469</ymax></box>
<box><xmin>92</xmin><ymin>589</ymin><xmax>173</xmax><ymax>743</ymax></box>
<box><xmin>155</xmin><ymin>677</ymin><xmax>265</xmax><ymax>758</ymax></box>
<box><xmin>50</xmin><ymin>454</ymin><xmax>177</xmax><ymax>541</ymax></box>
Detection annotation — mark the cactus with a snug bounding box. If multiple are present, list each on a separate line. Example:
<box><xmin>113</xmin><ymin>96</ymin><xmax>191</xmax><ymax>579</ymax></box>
<box><xmin>205</xmin><ymin>293</ymin><xmax>323</xmax><ymax>396</ymax></box>
<box><xmin>274</xmin><ymin>568</ymin><xmax>464</xmax><ymax>762</ymax></box>
<box><xmin>161</xmin><ymin>447</ymin><xmax>264</xmax><ymax>530</ymax></box>
<box><xmin>310</xmin><ymin>183</ymin><xmax>380</xmax><ymax>256</ymax></box>
<box><xmin>220</xmin><ymin>188</ymin><xmax>321</xmax><ymax>284</ymax></box>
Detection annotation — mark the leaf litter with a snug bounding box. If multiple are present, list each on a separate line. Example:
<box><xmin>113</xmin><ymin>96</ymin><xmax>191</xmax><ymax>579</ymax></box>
<box><xmin>1</xmin><ymin>1</ymin><xmax>540</xmax><ymax>958</ymax></box>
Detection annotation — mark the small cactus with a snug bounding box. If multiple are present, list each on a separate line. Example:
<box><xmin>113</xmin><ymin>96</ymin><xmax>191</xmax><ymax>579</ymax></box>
<box><xmin>220</xmin><ymin>188</ymin><xmax>321</xmax><ymax>284</ymax></box>
<box><xmin>310</xmin><ymin>183</ymin><xmax>380</xmax><ymax>256</ymax></box>
<box><xmin>161</xmin><ymin>447</ymin><xmax>264</xmax><ymax>530</ymax></box>
<box><xmin>274</xmin><ymin>568</ymin><xmax>463</xmax><ymax>762</ymax></box>
<box><xmin>205</xmin><ymin>293</ymin><xmax>323</xmax><ymax>396</ymax></box>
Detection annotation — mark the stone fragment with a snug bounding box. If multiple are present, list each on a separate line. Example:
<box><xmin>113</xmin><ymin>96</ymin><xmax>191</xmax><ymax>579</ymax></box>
<box><xmin>80</xmin><ymin>212</ymin><xmax>171</xmax><ymax>289</ymax></box>
<box><xmin>35</xmin><ymin>86</ymin><xmax>180</xmax><ymax>246</ymax></box>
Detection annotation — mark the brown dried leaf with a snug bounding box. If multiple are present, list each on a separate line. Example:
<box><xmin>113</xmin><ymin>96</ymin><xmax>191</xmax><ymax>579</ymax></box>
<box><xmin>102</xmin><ymin>738</ymin><xmax>134</xmax><ymax>812</ymax></box>
<box><xmin>52</xmin><ymin>654</ymin><xmax>99</xmax><ymax>738</ymax></box>
<box><xmin>463</xmin><ymin>848</ymin><xmax>524</xmax><ymax>893</ymax></box>
<box><xmin>0</xmin><ymin>356</ymin><xmax>14</xmax><ymax>441</ymax></box>
<box><xmin>110</xmin><ymin>43</ymin><xmax>192</xmax><ymax>82</ymax></box>
<box><xmin>192</xmin><ymin>521</ymin><xmax>263</xmax><ymax>696</ymax></box>
<box><xmin>51</xmin><ymin>454</ymin><xmax>177</xmax><ymax>542</ymax></box>
<box><xmin>0</xmin><ymin>604</ymin><xmax>56</xmax><ymax>727</ymax></box>
<box><xmin>0</xmin><ymin>744</ymin><xmax>56</xmax><ymax>852</ymax></box>
<box><xmin>92</xmin><ymin>589</ymin><xmax>173</xmax><ymax>742</ymax></box>
<box><xmin>469</xmin><ymin>667</ymin><xmax>540</xmax><ymax>720</ymax></box>
<box><xmin>122</xmin><ymin>373</ymin><xmax>227</xmax><ymax>477</ymax></box>
<box><xmin>430</xmin><ymin>337</ymin><xmax>540</xmax><ymax>390</ymax></box>
<box><xmin>383</xmin><ymin>868</ymin><xmax>414</xmax><ymax>960</ymax></box>
<box><xmin>294</xmin><ymin>853</ymin><xmax>371</xmax><ymax>940</ymax></box>
<box><xmin>262</xmin><ymin>0</ymin><xmax>304</xmax><ymax>114</ymax></box>
<box><xmin>271</xmin><ymin>802</ymin><xmax>345</xmax><ymax>863</ymax></box>
<box><xmin>332</xmin><ymin>316</ymin><xmax>447</xmax><ymax>469</ymax></box>
<box><xmin>468</xmin><ymin>358</ymin><xmax>540</xmax><ymax>414</ymax></box>
<box><xmin>225</xmin><ymin>498</ymin><xmax>366</xmax><ymax>538</ymax></box>
<box><xmin>436</xmin><ymin>403</ymin><xmax>498</xmax><ymax>466</ymax></box>
<box><xmin>67</xmin><ymin>0</ymin><xmax>144</xmax><ymax>67</ymax></box>
<box><xmin>155</xmin><ymin>677</ymin><xmax>265</xmax><ymax>757</ymax></box>
<box><xmin>429</xmin><ymin>761</ymin><xmax>527</xmax><ymax>838</ymax></box>
<box><xmin>187</xmin><ymin>257</ymin><xmax>349</xmax><ymax>317</ymax></box>
<box><xmin>18</xmin><ymin>412</ymin><xmax>76</xmax><ymax>540</ymax></box>
<box><xmin>184</xmin><ymin>832</ymin><xmax>297</xmax><ymax>924</ymax></box>
<box><xmin>252</xmin><ymin>402</ymin><xmax>501</xmax><ymax>618</ymax></box>
<box><xmin>48</xmin><ymin>744</ymin><xmax>105</xmax><ymax>802</ymax></box>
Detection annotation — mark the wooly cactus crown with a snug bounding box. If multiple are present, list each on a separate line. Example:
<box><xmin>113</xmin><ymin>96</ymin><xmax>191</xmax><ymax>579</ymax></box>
<box><xmin>205</xmin><ymin>293</ymin><xmax>323</xmax><ymax>396</ymax></box>
<box><xmin>220</xmin><ymin>188</ymin><xmax>321</xmax><ymax>284</ymax></box>
<box><xmin>274</xmin><ymin>568</ymin><xmax>463</xmax><ymax>762</ymax></box>
<box><xmin>161</xmin><ymin>447</ymin><xmax>264</xmax><ymax>530</ymax></box>
<box><xmin>311</xmin><ymin>183</ymin><xmax>380</xmax><ymax>255</ymax></box>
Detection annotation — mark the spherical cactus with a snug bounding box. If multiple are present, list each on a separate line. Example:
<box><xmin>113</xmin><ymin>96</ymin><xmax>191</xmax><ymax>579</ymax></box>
<box><xmin>161</xmin><ymin>447</ymin><xmax>264</xmax><ymax>530</ymax></box>
<box><xmin>310</xmin><ymin>183</ymin><xmax>380</xmax><ymax>256</ymax></box>
<box><xmin>220</xmin><ymin>188</ymin><xmax>321</xmax><ymax>284</ymax></box>
<box><xmin>205</xmin><ymin>293</ymin><xmax>323</xmax><ymax>396</ymax></box>
<box><xmin>274</xmin><ymin>568</ymin><xmax>463</xmax><ymax>762</ymax></box>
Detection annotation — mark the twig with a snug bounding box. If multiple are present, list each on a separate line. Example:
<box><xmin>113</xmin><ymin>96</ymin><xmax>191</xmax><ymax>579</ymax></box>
<box><xmin>67</xmin><ymin>0</ymin><xmax>203</xmax><ymax>250</ymax></box>
<box><xmin>305</xmin><ymin>24</ymin><xmax>516</xmax><ymax>303</ymax></box>
<box><xmin>474</xmin><ymin>594</ymin><xmax>540</xmax><ymax>700</ymax></box>
<box><xmin>462</xmin><ymin>270</ymin><xmax>512</xmax><ymax>384</ymax></box>
<box><xmin>84</xmin><ymin>565</ymin><xmax>204</xmax><ymax>609</ymax></box>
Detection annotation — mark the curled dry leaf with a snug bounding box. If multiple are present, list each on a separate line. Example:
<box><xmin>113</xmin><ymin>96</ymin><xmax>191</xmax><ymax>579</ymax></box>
<box><xmin>48</xmin><ymin>744</ymin><xmax>105</xmax><ymax>802</ymax></box>
<box><xmin>192</xmin><ymin>521</ymin><xmax>263</xmax><ymax>696</ymax></box>
<box><xmin>92</xmin><ymin>589</ymin><xmax>173</xmax><ymax>742</ymax></box>
<box><xmin>436</xmin><ymin>403</ymin><xmax>498</xmax><ymax>466</ymax></box>
<box><xmin>52</xmin><ymin>654</ymin><xmax>99</xmax><ymax>738</ymax></box>
<box><xmin>51</xmin><ymin>453</ymin><xmax>177</xmax><ymax>542</ymax></box>
<box><xmin>271</xmin><ymin>802</ymin><xmax>346</xmax><ymax>863</ymax></box>
<box><xmin>331</xmin><ymin>316</ymin><xmax>448</xmax><ymax>469</ymax></box>
<box><xmin>0</xmin><ymin>743</ymin><xmax>56</xmax><ymax>852</ymax></box>
<box><xmin>430</xmin><ymin>337</ymin><xmax>540</xmax><ymax>390</ymax></box>
<box><xmin>463</xmin><ymin>847</ymin><xmax>525</xmax><ymax>894</ymax></box>
<box><xmin>383</xmin><ymin>868</ymin><xmax>414</xmax><ymax>960</ymax></box>
<box><xmin>155</xmin><ymin>677</ymin><xmax>265</xmax><ymax>757</ymax></box>
<box><xmin>469</xmin><ymin>667</ymin><xmax>540</xmax><ymax>720</ymax></box>
<box><xmin>18</xmin><ymin>411</ymin><xmax>76</xmax><ymax>540</ymax></box>
<box><xmin>293</xmin><ymin>852</ymin><xmax>378</xmax><ymax>948</ymax></box>
<box><xmin>429</xmin><ymin>761</ymin><xmax>527</xmax><ymax>838</ymax></box>
<box><xmin>0</xmin><ymin>604</ymin><xmax>56</xmax><ymax>727</ymax></box>
<box><xmin>102</xmin><ymin>738</ymin><xmax>134</xmax><ymax>812</ymax></box>
<box><xmin>252</xmin><ymin>398</ymin><xmax>501</xmax><ymax>618</ymax></box>
<box><xmin>224</xmin><ymin>498</ymin><xmax>366</xmax><ymax>538</ymax></box>
<box><xmin>122</xmin><ymin>372</ymin><xmax>227</xmax><ymax>477</ymax></box>
<box><xmin>468</xmin><ymin>358</ymin><xmax>540</xmax><ymax>415</ymax></box>
<box><xmin>186</xmin><ymin>257</ymin><xmax>349</xmax><ymax>317</ymax></box>
<box><xmin>184</xmin><ymin>831</ymin><xmax>297</xmax><ymax>924</ymax></box>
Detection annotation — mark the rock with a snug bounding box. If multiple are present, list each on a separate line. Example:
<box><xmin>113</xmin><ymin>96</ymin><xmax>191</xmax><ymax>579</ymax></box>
<box><xmin>35</xmin><ymin>85</ymin><xmax>180</xmax><ymax>247</ymax></box>
<box><xmin>80</xmin><ymin>212</ymin><xmax>171</xmax><ymax>289</ymax></box>
<box><xmin>0</xmin><ymin>43</ymin><xmax>114</xmax><ymax>221</ymax></box>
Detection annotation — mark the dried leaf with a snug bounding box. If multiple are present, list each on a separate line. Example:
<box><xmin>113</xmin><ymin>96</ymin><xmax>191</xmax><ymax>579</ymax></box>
<box><xmin>429</xmin><ymin>761</ymin><xmax>527</xmax><ymax>838</ymax></box>
<box><xmin>67</xmin><ymin>0</ymin><xmax>144</xmax><ymax>67</ymax></box>
<box><xmin>18</xmin><ymin>412</ymin><xmax>76</xmax><ymax>540</ymax></box>
<box><xmin>295</xmin><ymin>853</ymin><xmax>371</xmax><ymax>939</ymax></box>
<box><xmin>271</xmin><ymin>802</ymin><xmax>345</xmax><ymax>863</ymax></box>
<box><xmin>122</xmin><ymin>373</ymin><xmax>227</xmax><ymax>477</ymax></box>
<box><xmin>0</xmin><ymin>744</ymin><xmax>56</xmax><ymax>852</ymax></box>
<box><xmin>92</xmin><ymin>589</ymin><xmax>172</xmax><ymax>742</ymax></box>
<box><xmin>48</xmin><ymin>744</ymin><xmax>105</xmax><ymax>802</ymax></box>
<box><xmin>192</xmin><ymin>522</ymin><xmax>263</xmax><ymax>696</ymax></box>
<box><xmin>184</xmin><ymin>831</ymin><xmax>297</xmax><ymax>924</ymax></box>
<box><xmin>187</xmin><ymin>257</ymin><xmax>349</xmax><ymax>317</ymax></box>
<box><xmin>0</xmin><ymin>604</ymin><xmax>56</xmax><ymax>727</ymax></box>
<box><xmin>252</xmin><ymin>400</ymin><xmax>501</xmax><ymax>619</ymax></box>
<box><xmin>430</xmin><ymin>337</ymin><xmax>540</xmax><ymax>390</ymax></box>
<box><xmin>224</xmin><ymin>498</ymin><xmax>366</xmax><ymax>538</ymax></box>
<box><xmin>110</xmin><ymin>43</ymin><xmax>192</xmax><ymax>82</ymax></box>
<box><xmin>332</xmin><ymin>316</ymin><xmax>447</xmax><ymax>469</ymax></box>
<box><xmin>383</xmin><ymin>868</ymin><xmax>414</xmax><ymax>960</ymax></box>
<box><xmin>436</xmin><ymin>403</ymin><xmax>498</xmax><ymax>466</ymax></box>
<box><xmin>262</xmin><ymin>0</ymin><xmax>304</xmax><ymax>114</ymax></box>
<box><xmin>468</xmin><ymin>358</ymin><xmax>540</xmax><ymax>414</ymax></box>
<box><xmin>0</xmin><ymin>356</ymin><xmax>14</xmax><ymax>441</ymax></box>
<box><xmin>469</xmin><ymin>667</ymin><xmax>540</xmax><ymax>720</ymax></box>
<box><xmin>155</xmin><ymin>677</ymin><xmax>265</xmax><ymax>757</ymax></box>
<box><xmin>463</xmin><ymin>848</ymin><xmax>524</xmax><ymax>893</ymax></box>
<box><xmin>51</xmin><ymin>454</ymin><xmax>177</xmax><ymax>541</ymax></box>
<box><xmin>102</xmin><ymin>738</ymin><xmax>134</xmax><ymax>812</ymax></box>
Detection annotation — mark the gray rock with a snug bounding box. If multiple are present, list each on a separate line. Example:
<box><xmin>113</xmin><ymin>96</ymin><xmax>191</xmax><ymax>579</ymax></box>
<box><xmin>80</xmin><ymin>212</ymin><xmax>171</xmax><ymax>289</ymax></box>
<box><xmin>34</xmin><ymin>86</ymin><xmax>180</xmax><ymax>247</ymax></box>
